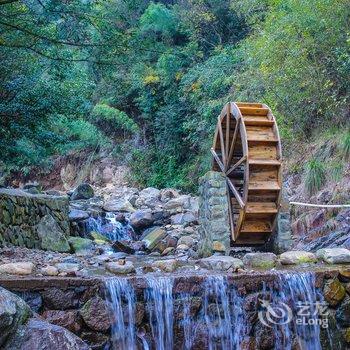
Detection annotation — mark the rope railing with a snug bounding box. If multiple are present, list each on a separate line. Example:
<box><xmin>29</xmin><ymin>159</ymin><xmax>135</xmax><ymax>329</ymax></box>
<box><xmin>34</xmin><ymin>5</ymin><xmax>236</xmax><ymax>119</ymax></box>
<box><xmin>289</xmin><ymin>201</ymin><xmax>350</xmax><ymax>208</ymax></box>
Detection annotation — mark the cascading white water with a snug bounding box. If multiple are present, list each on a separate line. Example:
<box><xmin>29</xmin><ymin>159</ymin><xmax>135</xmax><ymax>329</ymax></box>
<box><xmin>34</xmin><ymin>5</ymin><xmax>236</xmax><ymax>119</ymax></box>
<box><xmin>202</xmin><ymin>276</ymin><xmax>246</xmax><ymax>350</ymax></box>
<box><xmin>145</xmin><ymin>276</ymin><xmax>174</xmax><ymax>350</ymax></box>
<box><xmin>105</xmin><ymin>273</ymin><xmax>325</xmax><ymax>350</ymax></box>
<box><xmin>86</xmin><ymin>212</ymin><xmax>134</xmax><ymax>241</ymax></box>
<box><xmin>105</xmin><ymin>278</ymin><xmax>136</xmax><ymax>350</ymax></box>
<box><xmin>273</xmin><ymin>272</ymin><xmax>323</xmax><ymax>350</ymax></box>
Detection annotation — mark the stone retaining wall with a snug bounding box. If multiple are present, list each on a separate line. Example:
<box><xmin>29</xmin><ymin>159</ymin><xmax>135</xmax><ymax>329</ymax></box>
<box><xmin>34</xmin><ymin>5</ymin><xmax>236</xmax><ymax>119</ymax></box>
<box><xmin>0</xmin><ymin>270</ymin><xmax>349</xmax><ymax>349</ymax></box>
<box><xmin>198</xmin><ymin>171</ymin><xmax>231</xmax><ymax>256</ymax></box>
<box><xmin>0</xmin><ymin>189</ymin><xmax>70</xmax><ymax>250</ymax></box>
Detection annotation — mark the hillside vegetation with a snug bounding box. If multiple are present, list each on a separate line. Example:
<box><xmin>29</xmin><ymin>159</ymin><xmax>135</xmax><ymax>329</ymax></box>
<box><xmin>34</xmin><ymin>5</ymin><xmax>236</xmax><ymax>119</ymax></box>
<box><xmin>1</xmin><ymin>0</ymin><xmax>349</xmax><ymax>191</ymax></box>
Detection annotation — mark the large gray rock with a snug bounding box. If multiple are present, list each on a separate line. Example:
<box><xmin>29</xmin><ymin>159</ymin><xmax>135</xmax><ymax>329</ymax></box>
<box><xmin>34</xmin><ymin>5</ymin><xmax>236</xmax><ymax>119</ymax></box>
<box><xmin>243</xmin><ymin>253</ymin><xmax>277</xmax><ymax>268</ymax></box>
<box><xmin>103</xmin><ymin>198</ymin><xmax>135</xmax><ymax>212</ymax></box>
<box><xmin>164</xmin><ymin>195</ymin><xmax>191</xmax><ymax>213</ymax></box>
<box><xmin>0</xmin><ymin>287</ymin><xmax>31</xmax><ymax>347</ymax></box>
<box><xmin>68</xmin><ymin>209</ymin><xmax>89</xmax><ymax>221</ymax></box>
<box><xmin>0</xmin><ymin>262</ymin><xmax>34</xmax><ymax>275</ymax></box>
<box><xmin>4</xmin><ymin>319</ymin><xmax>89</xmax><ymax>350</ymax></box>
<box><xmin>141</xmin><ymin>227</ymin><xmax>167</xmax><ymax>250</ymax></box>
<box><xmin>106</xmin><ymin>261</ymin><xmax>135</xmax><ymax>275</ymax></box>
<box><xmin>170</xmin><ymin>212</ymin><xmax>197</xmax><ymax>225</ymax></box>
<box><xmin>316</xmin><ymin>248</ymin><xmax>350</xmax><ymax>264</ymax></box>
<box><xmin>37</xmin><ymin>214</ymin><xmax>70</xmax><ymax>252</ymax></box>
<box><xmin>80</xmin><ymin>297</ymin><xmax>110</xmax><ymax>332</ymax></box>
<box><xmin>70</xmin><ymin>183</ymin><xmax>94</xmax><ymax>201</ymax></box>
<box><xmin>199</xmin><ymin>255</ymin><xmax>243</xmax><ymax>271</ymax></box>
<box><xmin>279</xmin><ymin>250</ymin><xmax>317</xmax><ymax>265</ymax></box>
<box><xmin>130</xmin><ymin>209</ymin><xmax>154</xmax><ymax>229</ymax></box>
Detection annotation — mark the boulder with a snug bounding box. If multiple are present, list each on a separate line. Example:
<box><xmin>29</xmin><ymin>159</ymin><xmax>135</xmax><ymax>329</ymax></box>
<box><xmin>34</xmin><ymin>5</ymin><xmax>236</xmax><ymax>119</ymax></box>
<box><xmin>0</xmin><ymin>262</ymin><xmax>34</xmax><ymax>275</ymax></box>
<box><xmin>80</xmin><ymin>331</ymin><xmax>109</xmax><ymax>349</ymax></box>
<box><xmin>37</xmin><ymin>214</ymin><xmax>70</xmax><ymax>252</ymax></box>
<box><xmin>139</xmin><ymin>187</ymin><xmax>160</xmax><ymax>199</ymax></box>
<box><xmin>316</xmin><ymin>248</ymin><xmax>350</xmax><ymax>264</ymax></box>
<box><xmin>68</xmin><ymin>237</ymin><xmax>94</xmax><ymax>253</ymax></box>
<box><xmin>141</xmin><ymin>227</ymin><xmax>167</xmax><ymax>250</ymax></box>
<box><xmin>243</xmin><ymin>253</ymin><xmax>277</xmax><ymax>269</ymax></box>
<box><xmin>324</xmin><ymin>279</ymin><xmax>346</xmax><ymax>306</ymax></box>
<box><xmin>4</xmin><ymin>318</ymin><xmax>89</xmax><ymax>350</ymax></box>
<box><xmin>160</xmin><ymin>188</ymin><xmax>179</xmax><ymax>202</ymax></box>
<box><xmin>335</xmin><ymin>298</ymin><xmax>350</xmax><ymax>327</ymax></box>
<box><xmin>0</xmin><ymin>287</ymin><xmax>31</xmax><ymax>347</ymax></box>
<box><xmin>69</xmin><ymin>209</ymin><xmax>89</xmax><ymax>221</ymax></box>
<box><xmin>152</xmin><ymin>259</ymin><xmax>178</xmax><ymax>272</ymax></box>
<box><xmin>70</xmin><ymin>183</ymin><xmax>94</xmax><ymax>201</ymax></box>
<box><xmin>55</xmin><ymin>263</ymin><xmax>81</xmax><ymax>275</ymax></box>
<box><xmin>112</xmin><ymin>240</ymin><xmax>135</xmax><ymax>254</ymax></box>
<box><xmin>40</xmin><ymin>265</ymin><xmax>59</xmax><ymax>276</ymax></box>
<box><xmin>177</xmin><ymin>235</ymin><xmax>194</xmax><ymax>248</ymax></box>
<box><xmin>80</xmin><ymin>297</ymin><xmax>111</xmax><ymax>332</ymax></box>
<box><xmin>42</xmin><ymin>310</ymin><xmax>82</xmax><ymax>334</ymax></box>
<box><xmin>103</xmin><ymin>198</ymin><xmax>135</xmax><ymax>212</ymax></box>
<box><xmin>106</xmin><ymin>261</ymin><xmax>135</xmax><ymax>275</ymax></box>
<box><xmin>163</xmin><ymin>195</ymin><xmax>191</xmax><ymax>213</ymax></box>
<box><xmin>170</xmin><ymin>212</ymin><xmax>197</xmax><ymax>225</ymax></box>
<box><xmin>212</xmin><ymin>241</ymin><xmax>226</xmax><ymax>253</ymax></box>
<box><xmin>130</xmin><ymin>209</ymin><xmax>154</xmax><ymax>229</ymax></box>
<box><xmin>279</xmin><ymin>250</ymin><xmax>317</xmax><ymax>265</ymax></box>
<box><xmin>42</xmin><ymin>288</ymin><xmax>79</xmax><ymax>310</ymax></box>
<box><xmin>199</xmin><ymin>256</ymin><xmax>243</xmax><ymax>271</ymax></box>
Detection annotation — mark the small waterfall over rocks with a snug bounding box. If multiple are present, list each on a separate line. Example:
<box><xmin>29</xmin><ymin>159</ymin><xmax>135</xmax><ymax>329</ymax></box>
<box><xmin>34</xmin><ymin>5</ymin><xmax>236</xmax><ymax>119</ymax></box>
<box><xmin>105</xmin><ymin>272</ymin><xmax>326</xmax><ymax>350</ymax></box>
<box><xmin>86</xmin><ymin>212</ymin><xmax>134</xmax><ymax>241</ymax></box>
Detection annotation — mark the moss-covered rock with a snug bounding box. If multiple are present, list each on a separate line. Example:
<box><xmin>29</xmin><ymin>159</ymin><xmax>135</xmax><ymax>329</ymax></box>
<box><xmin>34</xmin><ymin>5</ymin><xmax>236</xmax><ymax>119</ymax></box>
<box><xmin>68</xmin><ymin>237</ymin><xmax>93</xmax><ymax>253</ymax></box>
<box><xmin>324</xmin><ymin>279</ymin><xmax>346</xmax><ymax>306</ymax></box>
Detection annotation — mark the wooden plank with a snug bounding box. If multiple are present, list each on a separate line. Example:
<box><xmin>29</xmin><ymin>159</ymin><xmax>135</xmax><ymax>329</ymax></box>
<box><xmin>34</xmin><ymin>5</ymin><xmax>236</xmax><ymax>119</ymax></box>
<box><xmin>243</xmin><ymin>116</ymin><xmax>274</xmax><ymax>126</ymax></box>
<box><xmin>227</xmin><ymin>118</ymin><xmax>240</xmax><ymax>165</ymax></box>
<box><xmin>249</xmin><ymin>167</ymin><xmax>278</xmax><ymax>183</ymax></box>
<box><xmin>210</xmin><ymin>148</ymin><xmax>225</xmax><ymax>172</ymax></box>
<box><xmin>248</xmin><ymin>181</ymin><xmax>281</xmax><ymax>191</ymax></box>
<box><xmin>240</xmin><ymin>220</ymin><xmax>271</xmax><ymax>233</ymax></box>
<box><xmin>225</xmin><ymin>104</ymin><xmax>230</xmax><ymax>165</ymax></box>
<box><xmin>246</xmin><ymin>202</ymin><xmax>278</xmax><ymax>214</ymax></box>
<box><xmin>248</xmin><ymin>144</ymin><xmax>277</xmax><ymax>159</ymax></box>
<box><xmin>217</xmin><ymin>116</ymin><xmax>226</xmax><ymax>166</ymax></box>
<box><xmin>227</xmin><ymin>178</ymin><xmax>245</xmax><ymax>208</ymax></box>
<box><xmin>236</xmin><ymin>102</ymin><xmax>263</xmax><ymax>108</ymax></box>
<box><xmin>249</xmin><ymin>159</ymin><xmax>281</xmax><ymax>166</ymax></box>
<box><xmin>226</xmin><ymin>155</ymin><xmax>246</xmax><ymax>176</ymax></box>
<box><xmin>239</xmin><ymin>107</ymin><xmax>269</xmax><ymax>116</ymax></box>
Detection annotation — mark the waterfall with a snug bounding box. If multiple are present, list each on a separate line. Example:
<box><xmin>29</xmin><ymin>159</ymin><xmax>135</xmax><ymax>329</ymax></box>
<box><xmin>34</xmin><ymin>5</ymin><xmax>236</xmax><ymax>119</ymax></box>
<box><xmin>202</xmin><ymin>276</ymin><xmax>246</xmax><ymax>350</ymax></box>
<box><xmin>258</xmin><ymin>272</ymin><xmax>325</xmax><ymax>350</ymax></box>
<box><xmin>105</xmin><ymin>278</ymin><xmax>136</xmax><ymax>350</ymax></box>
<box><xmin>105</xmin><ymin>272</ymin><xmax>325</xmax><ymax>350</ymax></box>
<box><xmin>274</xmin><ymin>273</ymin><xmax>323</xmax><ymax>350</ymax></box>
<box><xmin>145</xmin><ymin>276</ymin><xmax>174</xmax><ymax>350</ymax></box>
<box><xmin>86</xmin><ymin>212</ymin><xmax>134</xmax><ymax>241</ymax></box>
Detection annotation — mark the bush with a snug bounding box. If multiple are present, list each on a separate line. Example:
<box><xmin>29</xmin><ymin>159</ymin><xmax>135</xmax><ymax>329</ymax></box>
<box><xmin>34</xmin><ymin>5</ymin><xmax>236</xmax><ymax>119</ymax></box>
<box><xmin>305</xmin><ymin>159</ymin><xmax>326</xmax><ymax>195</ymax></box>
<box><xmin>341</xmin><ymin>132</ymin><xmax>350</xmax><ymax>160</ymax></box>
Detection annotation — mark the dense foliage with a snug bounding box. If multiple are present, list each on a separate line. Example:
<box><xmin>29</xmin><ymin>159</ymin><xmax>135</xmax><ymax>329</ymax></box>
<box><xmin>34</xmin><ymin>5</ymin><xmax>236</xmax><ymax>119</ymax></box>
<box><xmin>1</xmin><ymin>0</ymin><xmax>349</xmax><ymax>190</ymax></box>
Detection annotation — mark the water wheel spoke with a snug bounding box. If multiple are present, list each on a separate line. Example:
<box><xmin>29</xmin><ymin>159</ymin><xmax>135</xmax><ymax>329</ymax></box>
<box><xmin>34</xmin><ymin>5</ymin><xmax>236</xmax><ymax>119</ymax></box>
<box><xmin>228</xmin><ymin>118</ymin><xmax>241</xmax><ymax>166</ymax></box>
<box><xmin>226</xmin><ymin>155</ymin><xmax>247</xmax><ymax>176</ymax></box>
<box><xmin>225</xmin><ymin>104</ymin><xmax>230</xmax><ymax>168</ymax></box>
<box><xmin>217</xmin><ymin>116</ymin><xmax>226</xmax><ymax>167</ymax></box>
<box><xmin>210</xmin><ymin>148</ymin><xmax>225</xmax><ymax>173</ymax></box>
<box><xmin>226</xmin><ymin>178</ymin><xmax>244</xmax><ymax>209</ymax></box>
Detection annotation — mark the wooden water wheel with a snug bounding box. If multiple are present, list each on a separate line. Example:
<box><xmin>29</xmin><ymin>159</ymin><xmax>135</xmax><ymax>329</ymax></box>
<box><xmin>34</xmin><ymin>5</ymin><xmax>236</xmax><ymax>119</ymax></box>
<box><xmin>211</xmin><ymin>102</ymin><xmax>282</xmax><ymax>246</ymax></box>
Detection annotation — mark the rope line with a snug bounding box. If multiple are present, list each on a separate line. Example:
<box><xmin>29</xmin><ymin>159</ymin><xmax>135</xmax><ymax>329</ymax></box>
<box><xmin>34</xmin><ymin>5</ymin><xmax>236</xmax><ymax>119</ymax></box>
<box><xmin>290</xmin><ymin>201</ymin><xmax>350</xmax><ymax>208</ymax></box>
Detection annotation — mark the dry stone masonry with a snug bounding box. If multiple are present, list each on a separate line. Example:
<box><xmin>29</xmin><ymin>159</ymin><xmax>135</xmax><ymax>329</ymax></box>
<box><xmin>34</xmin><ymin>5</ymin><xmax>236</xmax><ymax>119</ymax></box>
<box><xmin>198</xmin><ymin>171</ymin><xmax>231</xmax><ymax>256</ymax></box>
<box><xmin>0</xmin><ymin>188</ymin><xmax>70</xmax><ymax>251</ymax></box>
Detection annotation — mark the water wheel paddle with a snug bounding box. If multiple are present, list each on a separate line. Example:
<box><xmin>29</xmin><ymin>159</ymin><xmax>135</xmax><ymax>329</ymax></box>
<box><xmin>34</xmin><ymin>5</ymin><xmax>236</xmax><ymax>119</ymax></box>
<box><xmin>211</xmin><ymin>102</ymin><xmax>282</xmax><ymax>246</ymax></box>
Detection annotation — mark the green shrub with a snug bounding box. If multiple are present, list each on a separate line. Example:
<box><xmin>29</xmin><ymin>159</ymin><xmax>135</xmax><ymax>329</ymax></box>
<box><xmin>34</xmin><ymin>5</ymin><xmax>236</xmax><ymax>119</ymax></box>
<box><xmin>91</xmin><ymin>103</ymin><xmax>139</xmax><ymax>134</ymax></box>
<box><xmin>341</xmin><ymin>132</ymin><xmax>350</xmax><ymax>160</ymax></box>
<box><xmin>305</xmin><ymin>159</ymin><xmax>326</xmax><ymax>195</ymax></box>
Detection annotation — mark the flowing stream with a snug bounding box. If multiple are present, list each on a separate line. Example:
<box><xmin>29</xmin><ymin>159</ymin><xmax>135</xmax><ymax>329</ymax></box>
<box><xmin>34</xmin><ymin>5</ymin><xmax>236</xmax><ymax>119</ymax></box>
<box><xmin>105</xmin><ymin>272</ymin><xmax>325</xmax><ymax>350</ymax></box>
<box><xmin>86</xmin><ymin>212</ymin><xmax>134</xmax><ymax>241</ymax></box>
